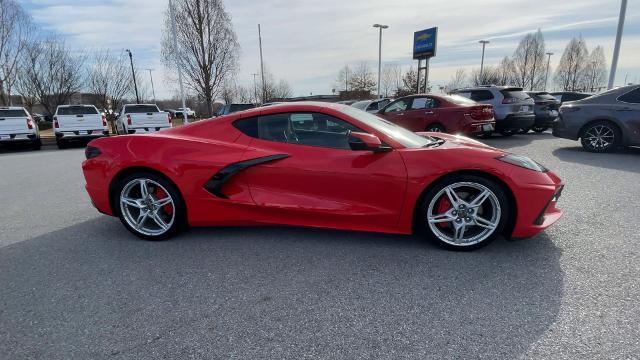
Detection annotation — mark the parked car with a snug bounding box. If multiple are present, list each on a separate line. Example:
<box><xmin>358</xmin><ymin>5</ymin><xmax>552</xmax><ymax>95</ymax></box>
<box><xmin>82</xmin><ymin>102</ymin><xmax>563</xmax><ymax>251</ymax></box>
<box><xmin>116</xmin><ymin>104</ymin><xmax>172</xmax><ymax>135</ymax></box>
<box><xmin>450</xmin><ymin>86</ymin><xmax>535</xmax><ymax>136</ymax></box>
<box><xmin>215</xmin><ymin>103</ymin><xmax>256</xmax><ymax>116</ymax></box>
<box><xmin>54</xmin><ymin>105</ymin><xmax>108</xmax><ymax>149</ymax></box>
<box><xmin>552</xmin><ymin>84</ymin><xmax>640</xmax><ymax>152</ymax></box>
<box><xmin>522</xmin><ymin>91</ymin><xmax>561</xmax><ymax>133</ymax></box>
<box><xmin>351</xmin><ymin>98</ymin><xmax>392</xmax><ymax>113</ymax></box>
<box><xmin>550</xmin><ymin>91</ymin><xmax>593</xmax><ymax>104</ymax></box>
<box><xmin>0</xmin><ymin>106</ymin><xmax>41</xmax><ymax>150</ymax></box>
<box><xmin>177</xmin><ymin>107</ymin><xmax>196</xmax><ymax>118</ymax></box>
<box><xmin>336</xmin><ymin>100</ymin><xmax>358</xmax><ymax>105</ymax></box>
<box><xmin>376</xmin><ymin>94</ymin><xmax>495</xmax><ymax>136</ymax></box>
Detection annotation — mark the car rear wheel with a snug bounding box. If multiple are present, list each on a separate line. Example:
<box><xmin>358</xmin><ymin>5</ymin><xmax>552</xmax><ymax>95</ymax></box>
<box><xmin>580</xmin><ymin>121</ymin><xmax>620</xmax><ymax>153</ymax></box>
<box><xmin>518</xmin><ymin>127</ymin><xmax>531</xmax><ymax>134</ymax></box>
<box><xmin>499</xmin><ymin>129</ymin><xmax>515</xmax><ymax>137</ymax></box>
<box><xmin>56</xmin><ymin>139</ymin><xmax>67</xmax><ymax>149</ymax></box>
<box><xmin>418</xmin><ymin>175</ymin><xmax>509</xmax><ymax>251</ymax></box>
<box><xmin>115</xmin><ymin>172</ymin><xmax>186</xmax><ymax>240</ymax></box>
<box><xmin>32</xmin><ymin>138</ymin><xmax>42</xmax><ymax>150</ymax></box>
<box><xmin>532</xmin><ymin>125</ymin><xmax>548</xmax><ymax>133</ymax></box>
<box><xmin>426</xmin><ymin>124</ymin><xmax>445</xmax><ymax>132</ymax></box>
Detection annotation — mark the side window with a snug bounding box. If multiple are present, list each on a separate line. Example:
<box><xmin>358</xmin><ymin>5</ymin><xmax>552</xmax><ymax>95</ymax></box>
<box><xmin>385</xmin><ymin>99</ymin><xmax>409</xmax><ymax>113</ymax></box>
<box><xmin>455</xmin><ymin>92</ymin><xmax>472</xmax><ymax>99</ymax></box>
<box><xmin>471</xmin><ymin>90</ymin><xmax>494</xmax><ymax>101</ymax></box>
<box><xmin>255</xmin><ymin>112</ymin><xmax>361</xmax><ymax>150</ymax></box>
<box><xmin>233</xmin><ymin>116</ymin><xmax>259</xmax><ymax>138</ymax></box>
<box><xmin>618</xmin><ymin>88</ymin><xmax>640</xmax><ymax>104</ymax></box>
<box><xmin>410</xmin><ymin>97</ymin><xmax>438</xmax><ymax>109</ymax></box>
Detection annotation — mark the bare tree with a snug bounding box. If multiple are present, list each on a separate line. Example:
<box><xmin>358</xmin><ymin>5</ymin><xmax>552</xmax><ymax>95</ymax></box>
<box><xmin>87</xmin><ymin>50</ymin><xmax>132</xmax><ymax>118</ymax></box>
<box><xmin>161</xmin><ymin>0</ymin><xmax>239</xmax><ymax>117</ymax></box>
<box><xmin>470</xmin><ymin>66</ymin><xmax>500</xmax><ymax>86</ymax></box>
<box><xmin>446</xmin><ymin>68</ymin><xmax>467</xmax><ymax>91</ymax></box>
<box><xmin>221</xmin><ymin>79</ymin><xmax>252</xmax><ymax>104</ymax></box>
<box><xmin>397</xmin><ymin>66</ymin><xmax>426</xmax><ymax>96</ymax></box>
<box><xmin>554</xmin><ymin>36</ymin><xmax>589</xmax><ymax>91</ymax></box>
<box><xmin>381</xmin><ymin>63</ymin><xmax>401</xmax><ymax>97</ymax></box>
<box><xmin>512</xmin><ymin>30</ymin><xmax>546</xmax><ymax>90</ymax></box>
<box><xmin>495</xmin><ymin>56</ymin><xmax>517</xmax><ymax>86</ymax></box>
<box><xmin>16</xmin><ymin>37</ymin><xmax>86</xmax><ymax>114</ymax></box>
<box><xmin>334</xmin><ymin>65</ymin><xmax>350</xmax><ymax>92</ymax></box>
<box><xmin>583</xmin><ymin>45</ymin><xmax>607</xmax><ymax>92</ymax></box>
<box><xmin>260</xmin><ymin>67</ymin><xmax>292</xmax><ymax>101</ymax></box>
<box><xmin>0</xmin><ymin>0</ymin><xmax>33</xmax><ymax>105</ymax></box>
<box><xmin>348</xmin><ymin>62</ymin><xmax>376</xmax><ymax>92</ymax></box>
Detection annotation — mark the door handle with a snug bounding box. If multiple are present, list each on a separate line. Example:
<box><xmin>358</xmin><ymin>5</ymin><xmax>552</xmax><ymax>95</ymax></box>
<box><xmin>396</xmin><ymin>113</ymin><xmax>405</xmax><ymax>116</ymax></box>
<box><xmin>425</xmin><ymin>111</ymin><xmax>434</xmax><ymax>115</ymax></box>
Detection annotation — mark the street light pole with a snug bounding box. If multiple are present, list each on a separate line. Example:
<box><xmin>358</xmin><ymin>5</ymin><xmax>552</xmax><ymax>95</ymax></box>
<box><xmin>478</xmin><ymin>40</ymin><xmax>490</xmax><ymax>84</ymax></box>
<box><xmin>251</xmin><ymin>73</ymin><xmax>259</xmax><ymax>105</ymax></box>
<box><xmin>126</xmin><ymin>49</ymin><xmax>140</xmax><ymax>104</ymax></box>
<box><xmin>608</xmin><ymin>0</ymin><xmax>627</xmax><ymax>89</ymax></box>
<box><xmin>168</xmin><ymin>0</ymin><xmax>188</xmax><ymax>123</ymax></box>
<box><xmin>146</xmin><ymin>69</ymin><xmax>156</xmax><ymax>104</ymax></box>
<box><xmin>373</xmin><ymin>24</ymin><xmax>389</xmax><ymax>99</ymax></box>
<box><xmin>544</xmin><ymin>52</ymin><xmax>553</xmax><ymax>91</ymax></box>
<box><xmin>258</xmin><ymin>24</ymin><xmax>266</xmax><ymax>104</ymax></box>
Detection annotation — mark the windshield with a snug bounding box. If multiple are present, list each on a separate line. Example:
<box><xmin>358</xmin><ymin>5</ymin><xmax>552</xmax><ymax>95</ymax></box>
<box><xmin>57</xmin><ymin>106</ymin><xmax>98</xmax><ymax>115</ymax></box>
<box><xmin>339</xmin><ymin>106</ymin><xmax>433</xmax><ymax>148</ymax></box>
<box><xmin>0</xmin><ymin>109</ymin><xmax>28</xmax><ymax>117</ymax></box>
<box><xmin>125</xmin><ymin>105</ymin><xmax>160</xmax><ymax>113</ymax></box>
<box><xmin>351</xmin><ymin>101</ymin><xmax>370</xmax><ymax>110</ymax></box>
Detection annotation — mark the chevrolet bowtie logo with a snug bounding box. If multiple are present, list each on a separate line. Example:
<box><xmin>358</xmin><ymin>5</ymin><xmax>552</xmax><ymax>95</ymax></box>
<box><xmin>417</xmin><ymin>33</ymin><xmax>432</xmax><ymax>41</ymax></box>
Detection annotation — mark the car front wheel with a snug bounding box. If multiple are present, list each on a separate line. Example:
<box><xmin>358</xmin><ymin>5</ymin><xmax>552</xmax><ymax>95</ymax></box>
<box><xmin>418</xmin><ymin>175</ymin><xmax>509</xmax><ymax>251</ymax></box>
<box><xmin>115</xmin><ymin>173</ymin><xmax>186</xmax><ymax>240</ymax></box>
<box><xmin>580</xmin><ymin>121</ymin><xmax>620</xmax><ymax>153</ymax></box>
<box><xmin>426</xmin><ymin>124</ymin><xmax>445</xmax><ymax>132</ymax></box>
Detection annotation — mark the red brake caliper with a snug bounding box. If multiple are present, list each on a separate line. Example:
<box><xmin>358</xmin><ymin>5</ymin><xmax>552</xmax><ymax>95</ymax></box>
<box><xmin>155</xmin><ymin>188</ymin><xmax>173</xmax><ymax>215</ymax></box>
<box><xmin>436</xmin><ymin>196</ymin><xmax>452</xmax><ymax>228</ymax></box>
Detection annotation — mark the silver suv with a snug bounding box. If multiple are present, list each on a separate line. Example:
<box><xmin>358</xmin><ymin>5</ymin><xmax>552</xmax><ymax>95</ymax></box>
<box><xmin>450</xmin><ymin>86</ymin><xmax>535</xmax><ymax>136</ymax></box>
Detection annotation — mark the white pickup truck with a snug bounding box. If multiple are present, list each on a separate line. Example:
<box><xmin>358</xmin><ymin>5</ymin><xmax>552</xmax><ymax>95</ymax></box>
<box><xmin>0</xmin><ymin>106</ymin><xmax>41</xmax><ymax>150</ymax></box>
<box><xmin>54</xmin><ymin>105</ymin><xmax>109</xmax><ymax>149</ymax></box>
<box><xmin>116</xmin><ymin>104</ymin><xmax>172</xmax><ymax>135</ymax></box>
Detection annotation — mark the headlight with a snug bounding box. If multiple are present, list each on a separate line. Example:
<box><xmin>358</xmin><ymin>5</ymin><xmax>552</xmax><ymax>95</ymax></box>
<box><xmin>496</xmin><ymin>154</ymin><xmax>547</xmax><ymax>172</ymax></box>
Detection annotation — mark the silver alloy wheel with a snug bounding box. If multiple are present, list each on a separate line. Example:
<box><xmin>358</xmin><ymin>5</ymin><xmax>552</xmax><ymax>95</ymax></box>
<box><xmin>427</xmin><ymin>182</ymin><xmax>501</xmax><ymax>246</ymax></box>
<box><xmin>584</xmin><ymin>124</ymin><xmax>615</xmax><ymax>150</ymax></box>
<box><xmin>119</xmin><ymin>178</ymin><xmax>175</xmax><ymax>236</ymax></box>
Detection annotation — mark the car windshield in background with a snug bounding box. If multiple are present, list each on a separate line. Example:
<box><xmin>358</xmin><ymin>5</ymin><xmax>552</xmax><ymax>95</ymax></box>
<box><xmin>0</xmin><ymin>109</ymin><xmax>28</xmax><ymax>117</ymax></box>
<box><xmin>351</xmin><ymin>101</ymin><xmax>370</xmax><ymax>110</ymax></box>
<box><xmin>126</xmin><ymin>105</ymin><xmax>160</xmax><ymax>113</ymax></box>
<box><xmin>500</xmin><ymin>89</ymin><xmax>530</xmax><ymax>100</ymax></box>
<box><xmin>531</xmin><ymin>92</ymin><xmax>556</xmax><ymax>101</ymax></box>
<box><xmin>58</xmin><ymin>106</ymin><xmax>99</xmax><ymax>115</ymax></box>
<box><xmin>446</xmin><ymin>95</ymin><xmax>477</xmax><ymax>105</ymax></box>
<box><xmin>339</xmin><ymin>106</ymin><xmax>433</xmax><ymax>148</ymax></box>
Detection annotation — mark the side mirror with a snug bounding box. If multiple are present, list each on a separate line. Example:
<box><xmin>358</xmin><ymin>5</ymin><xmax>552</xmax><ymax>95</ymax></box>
<box><xmin>349</xmin><ymin>132</ymin><xmax>391</xmax><ymax>153</ymax></box>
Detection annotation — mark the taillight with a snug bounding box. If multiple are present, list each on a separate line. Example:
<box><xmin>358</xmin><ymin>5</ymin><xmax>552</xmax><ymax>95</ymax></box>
<box><xmin>502</xmin><ymin>98</ymin><xmax>517</xmax><ymax>104</ymax></box>
<box><xmin>468</xmin><ymin>106</ymin><xmax>492</xmax><ymax>120</ymax></box>
<box><xmin>53</xmin><ymin>116</ymin><xmax>59</xmax><ymax>128</ymax></box>
<box><xmin>167</xmin><ymin>113</ymin><xmax>172</xmax><ymax>124</ymax></box>
<box><xmin>27</xmin><ymin>118</ymin><xmax>34</xmax><ymax>129</ymax></box>
<box><xmin>101</xmin><ymin>115</ymin><xmax>107</xmax><ymax>126</ymax></box>
<box><xmin>127</xmin><ymin>114</ymin><xmax>132</xmax><ymax>125</ymax></box>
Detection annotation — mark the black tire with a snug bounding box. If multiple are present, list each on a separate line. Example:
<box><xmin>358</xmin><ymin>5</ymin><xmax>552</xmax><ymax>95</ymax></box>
<box><xmin>32</xmin><ymin>138</ymin><xmax>42</xmax><ymax>150</ymax></box>
<box><xmin>580</xmin><ymin>121</ymin><xmax>620</xmax><ymax>153</ymax></box>
<box><xmin>426</xmin><ymin>123</ymin><xmax>445</xmax><ymax>133</ymax></box>
<box><xmin>113</xmin><ymin>172</ymin><xmax>187</xmax><ymax>241</ymax></box>
<box><xmin>475</xmin><ymin>131</ymin><xmax>493</xmax><ymax>138</ymax></box>
<box><xmin>532</xmin><ymin>125</ymin><xmax>548</xmax><ymax>133</ymax></box>
<box><xmin>417</xmin><ymin>174</ymin><xmax>509</xmax><ymax>251</ymax></box>
<box><xmin>500</xmin><ymin>129</ymin><xmax>515</xmax><ymax>137</ymax></box>
<box><xmin>56</xmin><ymin>139</ymin><xmax>67</xmax><ymax>149</ymax></box>
<box><xmin>518</xmin><ymin>127</ymin><xmax>531</xmax><ymax>134</ymax></box>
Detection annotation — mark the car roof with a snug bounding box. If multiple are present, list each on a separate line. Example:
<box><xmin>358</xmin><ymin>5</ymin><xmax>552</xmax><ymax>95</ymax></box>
<box><xmin>124</xmin><ymin>103</ymin><xmax>157</xmax><ymax>106</ymax></box>
<box><xmin>58</xmin><ymin>104</ymin><xmax>95</xmax><ymax>107</ymax></box>
<box><xmin>0</xmin><ymin>106</ymin><xmax>26</xmax><ymax>110</ymax></box>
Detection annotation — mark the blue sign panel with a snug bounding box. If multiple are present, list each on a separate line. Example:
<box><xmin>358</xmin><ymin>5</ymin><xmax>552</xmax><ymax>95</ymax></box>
<box><xmin>413</xmin><ymin>27</ymin><xmax>438</xmax><ymax>59</ymax></box>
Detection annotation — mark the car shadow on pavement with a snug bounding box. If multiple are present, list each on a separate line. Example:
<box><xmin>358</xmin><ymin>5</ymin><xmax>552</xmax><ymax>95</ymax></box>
<box><xmin>482</xmin><ymin>131</ymin><xmax>555</xmax><ymax>149</ymax></box>
<box><xmin>552</xmin><ymin>145</ymin><xmax>640</xmax><ymax>174</ymax></box>
<box><xmin>0</xmin><ymin>218</ymin><xmax>564</xmax><ymax>359</ymax></box>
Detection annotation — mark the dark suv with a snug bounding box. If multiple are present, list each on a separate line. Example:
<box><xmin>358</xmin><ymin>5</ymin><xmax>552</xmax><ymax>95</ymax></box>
<box><xmin>524</xmin><ymin>91</ymin><xmax>561</xmax><ymax>133</ymax></box>
<box><xmin>216</xmin><ymin>103</ymin><xmax>256</xmax><ymax>116</ymax></box>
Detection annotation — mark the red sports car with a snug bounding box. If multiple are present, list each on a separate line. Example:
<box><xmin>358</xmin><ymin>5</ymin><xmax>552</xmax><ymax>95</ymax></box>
<box><xmin>377</xmin><ymin>94</ymin><xmax>495</xmax><ymax>136</ymax></box>
<box><xmin>82</xmin><ymin>102</ymin><xmax>563</xmax><ymax>250</ymax></box>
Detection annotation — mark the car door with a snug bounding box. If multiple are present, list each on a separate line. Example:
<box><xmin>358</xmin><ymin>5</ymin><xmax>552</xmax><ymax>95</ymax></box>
<box><xmin>234</xmin><ymin>111</ymin><xmax>407</xmax><ymax>231</ymax></box>
<box><xmin>615</xmin><ymin>87</ymin><xmax>640</xmax><ymax>144</ymax></box>
<box><xmin>401</xmin><ymin>96</ymin><xmax>440</xmax><ymax>131</ymax></box>
<box><xmin>378</xmin><ymin>98</ymin><xmax>411</xmax><ymax>128</ymax></box>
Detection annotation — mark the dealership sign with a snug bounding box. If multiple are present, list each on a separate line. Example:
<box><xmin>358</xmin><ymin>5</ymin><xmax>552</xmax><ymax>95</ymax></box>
<box><xmin>413</xmin><ymin>27</ymin><xmax>438</xmax><ymax>59</ymax></box>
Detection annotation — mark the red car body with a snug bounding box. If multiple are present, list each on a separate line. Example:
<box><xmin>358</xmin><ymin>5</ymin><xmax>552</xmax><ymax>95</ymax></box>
<box><xmin>377</xmin><ymin>94</ymin><xmax>495</xmax><ymax>135</ymax></box>
<box><xmin>83</xmin><ymin>102</ymin><xmax>561</xmax><ymax>241</ymax></box>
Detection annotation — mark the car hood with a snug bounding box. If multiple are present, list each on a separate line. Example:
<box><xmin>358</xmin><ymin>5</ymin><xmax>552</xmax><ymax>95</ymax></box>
<box><xmin>415</xmin><ymin>132</ymin><xmax>504</xmax><ymax>153</ymax></box>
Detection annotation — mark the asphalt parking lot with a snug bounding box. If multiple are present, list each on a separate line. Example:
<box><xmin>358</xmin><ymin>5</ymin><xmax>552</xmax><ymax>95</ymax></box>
<box><xmin>1</xmin><ymin>134</ymin><xmax>638</xmax><ymax>359</ymax></box>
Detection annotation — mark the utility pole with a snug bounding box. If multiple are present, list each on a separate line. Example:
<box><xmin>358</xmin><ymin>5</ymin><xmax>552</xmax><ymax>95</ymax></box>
<box><xmin>146</xmin><ymin>69</ymin><xmax>156</xmax><ymax>104</ymax></box>
<box><xmin>373</xmin><ymin>24</ymin><xmax>389</xmax><ymax>99</ymax></box>
<box><xmin>544</xmin><ymin>52</ymin><xmax>553</xmax><ymax>91</ymax></box>
<box><xmin>258</xmin><ymin>24</ymin><xmax>266</xmax><ymax>104</ymax></box>
<box><xmin>251</xmin><ymin>73</ymin><xmax>259</xmax><ymax>105</ymax></box>
<box><xmin>126</xmin><ymin>49</ymin><xmax>140</xmax><ymax>104</ymax></box>
<box><xmin>608</xmin><ymin>0</ymin><xmax>627</xmax><ymax>89</ymax></box>
<box><xmin>169</xmin><ymin>0</ymin><xmax>188</xmax><ymax>123</ymax></box>
<box><xmin>478</xmin><ymin>40</ymin><xmax>490</xmax><ymax>84</ymax></box>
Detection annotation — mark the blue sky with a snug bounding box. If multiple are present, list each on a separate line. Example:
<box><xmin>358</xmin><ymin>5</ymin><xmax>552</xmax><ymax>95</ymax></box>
<box><xmin>20</xmin><ymin>0</ymin><xmax>640</xmax><ymax>99</ymax></box>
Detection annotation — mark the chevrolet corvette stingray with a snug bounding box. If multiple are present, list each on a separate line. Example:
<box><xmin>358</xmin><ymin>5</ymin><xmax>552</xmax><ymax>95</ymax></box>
<box><xmin>82</xmin><ymin>102</ymin><xmax>563</xmax><ymax>250</ymax></box>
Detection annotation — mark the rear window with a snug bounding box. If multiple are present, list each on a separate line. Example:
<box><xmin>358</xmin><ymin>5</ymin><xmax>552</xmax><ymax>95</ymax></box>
<box><xmin>0</xmin><ymin>109</ymin><xmax>28</xmax><ymax>117</ymax></box>
<box><xmin>531</xmin><ymin>92</ymin><xmax>556</xmax><ymax>101</ymax></box>
<box><xmin>57</xmin><ymin>106</ymin><xmax>98</xmax><ymax>115</ymax></box>
<box><xmin>446</xmin><ymin>95</ymin><xmax>477</xmax><ymax>105</ymax></box>
<box><xmin>229</xmin><ymin>104</ymin><xmax>255</xmax><ymax>113</ymax></box>
<box><xmin>125</xmin><ymin>105</ymin><xmax>160</xmax><ymax>113</ymax></box>
<box><xmin>500</xmin><ymin>89</ymin><xmax>530</xmax><ymax>100</ymax></box>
